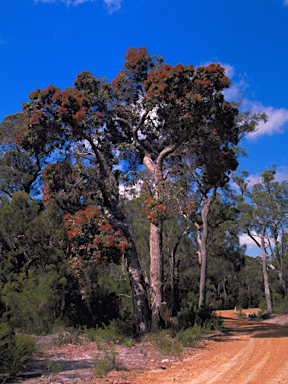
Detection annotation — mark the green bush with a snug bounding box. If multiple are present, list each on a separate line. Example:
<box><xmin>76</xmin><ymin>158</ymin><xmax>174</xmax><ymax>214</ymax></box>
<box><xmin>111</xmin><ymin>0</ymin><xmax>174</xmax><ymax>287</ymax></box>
<box><xmin>52</xmin><ymin>327</ymin><xmax>82</xmax><ymax>347</ymax></box>
<box><xmin>177</xmin><ymin>324</ymin><xmax>207</xmax><ymax>348</ymax></box>
<box><xmin>0</xmin><ymin>323</ymin><xmax>12</xmax><ymax>362</ymax></box>
<box><xmin>1</xmin><ymin>272</ymin><xmax>58</xmax><ymax>334</ymax></box>
<box><xmin>0</xmin><ymin>330</ymin><xmax>37</xmax><ymax>378</ymax></box>
<box><xmin>143</xmin><ymin>330</ymin><xmax>183</xmax><ymax>356</ymax></box>
<box><xmin>155</xmin><ymin>337</ymin><xmax>183</xmax><ymax>355</ymax></box>
<box><xmin>46</xmin><ymin>359</ymin><xmax>63</xmax><ymax>381</ymax></box>
<box><xmin>272</xmin><ymin>294</ymin><xmax>288</xmax><ymax>314</ymax></box>
<box><xmin>85</xmin><ymin>319</ymin><xmax>134</xmax><ymax>345</ymax></box>
<box><xmin>93</xmin><ymin>346</ymin><xmax>119</xmax><ymax>377</ymax></box>
<box><xmin>177</xmin><ymin>303</ymin><xmax>222</xmax><ymax>331</ymax></box>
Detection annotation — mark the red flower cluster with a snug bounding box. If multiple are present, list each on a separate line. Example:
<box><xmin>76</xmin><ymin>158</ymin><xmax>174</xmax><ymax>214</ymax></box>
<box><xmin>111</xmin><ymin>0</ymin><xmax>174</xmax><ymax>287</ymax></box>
<box><xmin>63</xmin><ymin>206</ymin><xmax>131</xmax><ymax>269</ymax></box>
<box><xmin>145</xmin><ymin>197</ymin><xmax>170</xmax><ymax>224</ymax></box>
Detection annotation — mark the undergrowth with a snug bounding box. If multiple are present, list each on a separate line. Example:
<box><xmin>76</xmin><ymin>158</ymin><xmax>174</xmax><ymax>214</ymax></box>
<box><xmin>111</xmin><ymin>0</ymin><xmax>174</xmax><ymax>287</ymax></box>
<box><xmin>0</xmin><ymin>324</ymin><xmax>37</xmax><ymax>379</ymax></box>
<box><xmin>84</xmin><ymin>319</ymin><xmax>135</xmax><ymax>346</ymax></box>
<box><xmin>93</xmin><ymin>346</ymin><xmax>119</xmax><ymax>377</ymax></box>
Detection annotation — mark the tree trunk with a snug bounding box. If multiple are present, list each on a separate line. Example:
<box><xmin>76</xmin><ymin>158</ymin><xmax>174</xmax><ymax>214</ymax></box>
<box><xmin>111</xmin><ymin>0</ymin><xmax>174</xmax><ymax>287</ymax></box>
<box><xmin>197</xmin><ymin>189</ymin><xmax>216</xmax><ymax>311</ymax></box>
<box><xmin>260</xmin><ymin>227</ymin><xmax>272</xmax><ymax>313</ymax></box>
<box><xmin>142</xmin><ymin>156</ymin><xmax>166</xmax><ymax>332</ymax></box>
<box><xmin>269</xmin><ymin>229</ymin><xmax>286</xmax><ymax>297</ymax></box>
<box><xmin>275</xmin><ymin>246</ymin><xmax>287</xmax><ymax>297</ymax></box>
<box><xmin>125</xmin><ymin>236</ymin><xmax>151</xmax><ymax>335</ymax></box>
<box><xmin>198</xmin><ymin>233</ymin><xmax>207</xmax><ymax>311</ymax></box>
<box><xmin>93</xmin><ymin>147</ymin><xmax>151</xmax><ymax>335</ymax></box>
<box><xmin>149</xmin><ymin>221</ymin><xmax>163</xmax><ymax>332</ymax></box>
<box><xmin>169</xmin><ymin>235</ymin><xmax>182</xmax><ymax>316</ymax></box>
<box><xmin>278</xmin><ymin>269</ymin><xmax>287</xmax><ymax>298</ymax></box>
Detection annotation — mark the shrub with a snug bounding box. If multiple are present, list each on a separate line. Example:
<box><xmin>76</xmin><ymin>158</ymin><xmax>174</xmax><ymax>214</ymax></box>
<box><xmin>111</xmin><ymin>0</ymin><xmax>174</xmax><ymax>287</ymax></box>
<box><xmin>46</xmin><ymin>359</ymin><xmax>63</xmax><ymax>381</ymax></box>
<box><xmin>236</xmin><ymin>310</ymin><xmax>247</xmax><ymax>320</ymax></box>
<box><xmin>144</xmin><ymin>330</ymin><xmax>183</xmax><ymax>356</ymax></box>
<box><xmin>1</xmin><ymin>272</ymin><xmax>59</xmax><ymax>334</ymax></box>
<box><xmin>85</xmin><ymin>319</ymin><xmax>134</xmax><ymax>345</ymax></box>
<box><xmin>177</xmin><ymin>324</ymin><xmax>206</xmax><ymax>348</ymax></box>
<box><xmin>93</xmin><ymin>346</ymin><xmax>119</xmax><ymax>377</ymax></box>
<box><xmin>52</xmin><ymin>327</ymin><xmax>82</xmax><ymax>347</ymax></box>
<box><xmin>272</xmin><ymin>295</ymin><xmax>288</xmax><ymax>315</ymax></box>
<box><xmin>177</xmin><ymin>303</ymin><xmax>222</xmax><ymax>331</ymax></box>
<box><xmin>0</xmin><ymin>330</ymin><xmax>37</xmax><ymax>378</ymax></box>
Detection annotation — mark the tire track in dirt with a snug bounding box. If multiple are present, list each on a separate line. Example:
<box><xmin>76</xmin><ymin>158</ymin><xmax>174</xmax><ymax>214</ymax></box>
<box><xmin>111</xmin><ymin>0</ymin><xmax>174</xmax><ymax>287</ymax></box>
<box><xmin>134</xmin><ymin>312</ymin><xmax>288</xmax><ymax>384</ymax></box>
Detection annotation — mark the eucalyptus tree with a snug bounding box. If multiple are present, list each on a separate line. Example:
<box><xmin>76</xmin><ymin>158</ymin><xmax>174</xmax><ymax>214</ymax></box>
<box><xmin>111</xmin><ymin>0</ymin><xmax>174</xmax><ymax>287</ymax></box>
<box><xmin>233</xmin><ymin>167</ymin><xmax>288</xmax><ymax>312</ymax></box>
<box><xmin>107</xmin><ymin>48</ymin><xmax>259</xmax><ymax>325</ymax></box>
<box><xmin>19</xmin><ymin>47</ymin><xmax>260</xmax><ymax>331</ymax></box>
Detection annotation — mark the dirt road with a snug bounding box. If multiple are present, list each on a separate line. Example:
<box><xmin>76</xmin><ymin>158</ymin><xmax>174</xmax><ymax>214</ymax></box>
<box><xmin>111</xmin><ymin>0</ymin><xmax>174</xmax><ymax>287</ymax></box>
<box><xmin>115</xmin><ymin>309</ymin><xmax>288</xmax><ymax>384</ymax></box>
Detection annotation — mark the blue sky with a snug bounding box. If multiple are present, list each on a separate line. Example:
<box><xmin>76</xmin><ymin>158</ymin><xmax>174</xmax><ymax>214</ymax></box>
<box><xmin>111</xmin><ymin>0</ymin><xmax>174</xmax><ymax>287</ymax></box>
<box><xmin>1</xmin><ymin>0</ymin><xmax>288</xmax><ymax>255</ymax></box>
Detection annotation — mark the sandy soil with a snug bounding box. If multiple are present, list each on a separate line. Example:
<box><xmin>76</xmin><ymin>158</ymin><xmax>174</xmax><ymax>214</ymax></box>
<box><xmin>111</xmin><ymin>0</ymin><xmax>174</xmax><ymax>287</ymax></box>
<box><xmin>7</xmin><ymin>309</ymin><xmax>288</xmax><ymax>384</ymax></box>
<box><xmin>97</xmin><ymin>309</ymin><xmax>288</xmax><ymax>384</ymax></box>
<box><xmin>122</xmin><ymin>309</ymin><xmax>288</xmax><ymax>384</ymax></box>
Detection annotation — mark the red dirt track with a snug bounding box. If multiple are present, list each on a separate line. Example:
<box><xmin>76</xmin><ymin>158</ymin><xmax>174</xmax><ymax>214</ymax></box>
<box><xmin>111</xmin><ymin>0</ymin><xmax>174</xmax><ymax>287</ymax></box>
<box><xmin>101</xmin><ymin>309</ymin><xmax>288</xmax><ymax>384</ymax></box>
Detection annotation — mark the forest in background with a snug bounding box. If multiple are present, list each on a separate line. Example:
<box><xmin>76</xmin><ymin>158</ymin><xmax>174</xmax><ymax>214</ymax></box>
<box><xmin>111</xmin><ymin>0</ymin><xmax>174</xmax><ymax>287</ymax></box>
<box><xmin>0</xmin><ymin>48</ymin><xmax>287</xmax><ymax>340</ymax></box>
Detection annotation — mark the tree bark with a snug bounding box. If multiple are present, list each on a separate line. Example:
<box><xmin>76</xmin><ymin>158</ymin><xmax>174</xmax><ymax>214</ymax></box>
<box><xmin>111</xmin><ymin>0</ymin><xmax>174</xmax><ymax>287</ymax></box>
<box><xmin>124</xmin><ymin>234</ymin><xmax>151</xmax><ymax>335</ymax></box>
<box><xmin>149</xmin><ymin>221</ymin><xmax>163</xmax><ymax>332</ymax></box>
<box><xmin>169</xmin><ymin>232</ymin><xmax>183</xmax><ymax>316</ymax></box>
<box><xmin>89</xmin><ymin>141</ymin><xmax>151</xmax><ymax>335</ymax></box>
<box><xmin>260</xmin><ymin>226</ymin><xmax>272</xmax><ymax>313</ymax></box>
<box><xmin>197</xmin><ymin>188</ymin><xmax>216</xmax><ymax>311</ymax></box>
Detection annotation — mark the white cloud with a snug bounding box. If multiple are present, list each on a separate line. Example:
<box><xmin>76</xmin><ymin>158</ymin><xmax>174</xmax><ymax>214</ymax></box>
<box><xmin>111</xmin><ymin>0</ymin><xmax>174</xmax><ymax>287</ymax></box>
<box><xmin>247</xmin><ymin>166</ymin><xmax>288</xmax><ymax>185</ymax></box>
<box><xmin>34</xmin><ymin>0</ymin><xmax>123</xmax><ymax>11</ymax></box>
<box><xmin>244</xmin><ymin>101</ymin><xmax>288</xmax><ymax>139</ymax></box>
<box><xmin>273</xmin><ymin>166</ymin><xmax>288</xmax><ymax>181</ymax></box>
<box><xmin>118</xmin><ymin>180</ymin><xmax>143</xmax><ymax>200</ymax></box>
<box><xmin>34</xmin><ymin>0</ymin><xmax>93</xmax><ymax>4</ymax></box>
<box><xmin>221</xmin><ymin>63</ymin><xmax>235</xmax><ymax>79</ymax></box>
<box><xmin>215</xmin><ymin>63</ymin><xmax>288</xmax><ymax>139</ymax></box>
<box><xmin>210</xmin><ymin>63</ymin><xmax>250</xmax><ymax>102</ymax></box>
<box><xmin>103</xmin><ymin>0</ymin><xmax>122</xmax><ymax>12</ymax></box>
<box><xmin>239</xmin><ymin>233</ymin><xmax>259</xmax><ymax>249</ymax></box>
<box><xmin>284</xmin><ymin>0</ymin><xmax>288</xmax><ymax>6</ymax></box>
<box><xmin>224</xmin><ymin>78</ymin><xmax>249</xmax><ymax>102</ymax></box>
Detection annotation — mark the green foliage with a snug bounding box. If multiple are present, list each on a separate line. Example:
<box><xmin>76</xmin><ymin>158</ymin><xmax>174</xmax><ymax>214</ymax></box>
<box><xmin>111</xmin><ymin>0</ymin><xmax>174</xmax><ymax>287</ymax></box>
<box><xmin>84</xmin><ymin>319</ymin><xmax>134</xmax><ymax>345</ymax></box>
<box><xmin>52</xmin><ymin>327</ymin><xmax>82</xmax><ymax>347</ymax></box>
<box><xmin>177</xmin><ymin>324</ymin><xmax>207</xmax><ymax>347</ymax></box>
<box><xmin>233</xmin><ymin>167</ymin><xmax>288</xmax><ymax>313</ymax></box>
<box><xmin>150</xmin><ymin>330</ymin><xmax>183</xmax><ymax>355</ymax></box>
<box><xmin>0</xmin><ymin>327</ymin><xmax>37</xmax><ymax>378</ymax></box>
<box><xmin>177</xmin><ymin>302</ymin><xmax>222</xmax><ymax>332</ymax></box>
<box><xmin>0</xmin><ymin>113</ymin><xmax>43</xmax><ymax>196</ymax></box>
<box><xmin>272</xmin><ymin>294</ymin><xmax>288</xmax><ymax>314</ymax></box>
<box><xmin>2</xmin><ymin>271</ymin><xmax>61</xmax><ymax>334</ymax></box>
<box><xmin>0</xmin><ymin>323</ymin><xmax>11</xmax><ymax>363</ymax></box>
<box><xmin>93</xmin><ymin>346</ymin><xmax>119</xmax><ymax>378</ymax></box>
<box><xmin>45</xmin><ymin>359</ymin><xmax>63</xmax><ymax>381</ymax></box>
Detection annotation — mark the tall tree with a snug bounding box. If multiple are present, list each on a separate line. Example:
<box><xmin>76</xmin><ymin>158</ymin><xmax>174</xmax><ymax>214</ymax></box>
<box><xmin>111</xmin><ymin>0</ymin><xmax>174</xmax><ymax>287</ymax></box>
<box><xmin>21</xmin><ymin>47</ymin><xmax>260</xmax><ymax>331</ymax></box>
<box><xmin>233</xmin><ymin>167</ymin><xmax>288</xmax><ymax>313</ymax></box>
<box><xmin>108</xmin><ymin>48</ymin><xmax>256</xmax><ymax>328</ymax></box>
